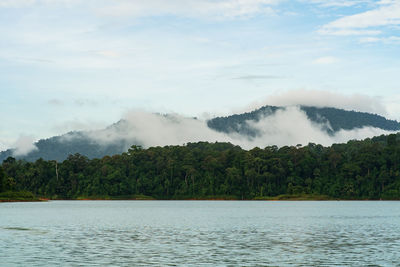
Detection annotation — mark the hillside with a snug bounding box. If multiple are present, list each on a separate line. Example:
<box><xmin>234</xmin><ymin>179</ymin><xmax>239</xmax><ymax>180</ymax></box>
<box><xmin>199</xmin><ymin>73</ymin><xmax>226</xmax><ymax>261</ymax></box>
<box><xmin>207</xmin><ymin>105</ymin><xmax>400</xmax><ymax>136</ymax></box>
<box><xmin>2</xmin><ymin>133</ymin><xmax>400</xmax><ymax>200</ymax></box>
<box><xmin>1</xmin><ymin>106</ymin><xmax>399</xmax><ymax>162</ymax></box>
<box><xmin>0</xmin><ymin>132</ymin><xmax>128</xmax><ymax>162</ymax></box>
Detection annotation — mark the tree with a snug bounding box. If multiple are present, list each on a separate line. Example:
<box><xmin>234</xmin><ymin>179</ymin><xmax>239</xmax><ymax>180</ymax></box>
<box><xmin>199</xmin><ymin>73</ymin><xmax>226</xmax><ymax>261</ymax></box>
<box><xmin>0</xmin><ymin>166</ymin><xmax>4</xmax><ymax>192</ymax></box>
<box><xmin>387</xmin><ymin>134</ymin><xmax>397</xmax><ymax>147</ymax></box>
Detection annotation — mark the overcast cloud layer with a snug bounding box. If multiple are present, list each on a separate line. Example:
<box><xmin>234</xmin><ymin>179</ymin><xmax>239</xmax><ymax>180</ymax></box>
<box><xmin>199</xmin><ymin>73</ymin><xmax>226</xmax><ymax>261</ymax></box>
<box><xmin>0</xmin><ymin>0</ymin><xmax>399</xmax><ymax>150</ymax></box>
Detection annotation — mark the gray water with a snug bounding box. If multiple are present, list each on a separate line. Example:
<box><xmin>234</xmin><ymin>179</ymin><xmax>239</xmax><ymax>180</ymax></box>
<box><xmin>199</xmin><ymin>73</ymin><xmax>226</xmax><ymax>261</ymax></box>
<box><xmin>1</xmin><ymin>201</ymin><xmax>400</xmax><ymax>266</ymax></box>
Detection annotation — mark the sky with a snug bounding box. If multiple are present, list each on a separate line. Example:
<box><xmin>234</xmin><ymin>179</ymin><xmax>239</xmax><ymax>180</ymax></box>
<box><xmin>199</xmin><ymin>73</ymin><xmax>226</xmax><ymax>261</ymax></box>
<box><xmin>1</xmin><ymin>0</ymin><xmax>400</xmax><ymax>151</ymax></box>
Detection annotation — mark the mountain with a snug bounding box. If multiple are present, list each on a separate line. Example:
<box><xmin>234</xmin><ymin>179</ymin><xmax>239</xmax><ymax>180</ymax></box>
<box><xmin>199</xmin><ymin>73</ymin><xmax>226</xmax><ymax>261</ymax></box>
<box><xmin>207</xmin><ymin>105</ymin><xmax>400</xmax><ymax>136</ymax></box>
<box><xmin>0</xmin><ymin>132</ymin><xmax>129</xmax><ymax>163</ymax></box>
<box><xmin>0</xmin><ymin>120</ymin><xmax>137</xmax><ymax>162</ymax></box>
<box><xmin>1</xmin><ymin>105</ymin><xmax>399</xmax><ymax>162</ymax></box>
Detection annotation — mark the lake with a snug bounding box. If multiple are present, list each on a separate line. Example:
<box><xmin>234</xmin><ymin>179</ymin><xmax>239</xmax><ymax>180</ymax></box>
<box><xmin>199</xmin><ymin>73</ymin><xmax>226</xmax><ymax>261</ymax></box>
<box><xmin>1</xmin><ymin>201</ymin><xmax>400</xmax><ymax>266</ymax></box>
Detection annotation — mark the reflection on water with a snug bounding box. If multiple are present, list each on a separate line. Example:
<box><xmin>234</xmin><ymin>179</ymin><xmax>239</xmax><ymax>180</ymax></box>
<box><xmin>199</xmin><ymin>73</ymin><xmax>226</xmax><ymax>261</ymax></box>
<box><xmin>3</xmin><ymin>227</ymin><xmax>32</xmax><ymax>231</ymax></box>
<box><xmin>1</xmin><ymin>201</ymin><xmax>400</xmax><ymax>266</ymax></box>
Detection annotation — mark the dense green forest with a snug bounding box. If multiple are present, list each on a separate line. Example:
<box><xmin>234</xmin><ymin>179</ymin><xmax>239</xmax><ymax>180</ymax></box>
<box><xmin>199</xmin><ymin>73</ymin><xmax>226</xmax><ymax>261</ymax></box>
<box><xmin>301</xmin><ymin>106</ymin><xmax>400</xmax><ymax>133</ymax></box>
<box><xmin>1</xmin><ymin>133</ymin><xmax>400</xmax><ymax>200</ymax></box>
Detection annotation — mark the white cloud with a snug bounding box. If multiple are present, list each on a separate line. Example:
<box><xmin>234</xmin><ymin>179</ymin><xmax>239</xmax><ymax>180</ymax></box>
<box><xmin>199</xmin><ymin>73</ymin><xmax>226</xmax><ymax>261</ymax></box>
<box><xmin>87</xmin><ymin>111</ymin><xmax>235</xmax><ymax>148</ymax></box>
<box><xmin>333</xmin><ymin>126</ymin><xmax>393</xmax><ymax>144</ymax></box>
<box><xmin>312</xmin><ymin>56</ymin><xmax>338</xmax><ymax>64</ymax></box>
<box><xmin>243</xmin><ymin>107</ymin><xmax>332</xmax><ymax>147</ymax></box>
<box><xmin>0</xmin><ymin>140</ymin><xmax>9</xmax><ymax>152</ymax></box>
<box><xmin>319</xmin><ymin>1</ymin><xmax>400</xmax><ymax>36</ymax></box>
<box><xmin>383</xmin><ymin>95</ymin><xmax>400</xmax><ymax>121</ymax></box>
<box><xmin>319</xmin><ymin>29</ymin><xmax>382</xmax><ymax>36</ymax></box>
<box><xmin>12</xmin><ymin>135</ymin><xmax>38</xmax><ymax>156</ymax></box>
<box><xmin>0</xmin><ymin>0</ymin><xmax>83</xmax><ymax>8</ymax></box>
<box><xmin>96</xmin><ymin>0</ymin><xmax>281</xmax><ymax>19</ymax></box>
<box><xmin>0</xmin><ymin>0</ymin><xmax>36</xmax><ymax>8</ymax></box>
<box><xmin>359</xmin><ymin>35</ymin><xmax>400</xmax><ymax>43</ymax></box>
<box><xmin>0</xmin><ymin>0</ymin><xmax>281</xmax><ymax>19</ymax></box>
<box><xmin>386</xmin><ymin>36</ymin><xmax>400</xmax><ymax>43</ymax></box>
<box><xmin>242</xmin><ymin>106</ymin><xmax>394</xmax><ymax>147</ymax></box>
<box><xmin>359</xmin><ymin>36</ymin><xmax>381</xmax><ymax>43</ymax></box>
<box><xmin>76</xmin><ymin>107</ymin><xmax>396</xmax><ymax>151</ymax></box>
<box><xmin>305</xmin><ymin>0</ymin><xmax>372</xmax><ymax>7</ymax></box>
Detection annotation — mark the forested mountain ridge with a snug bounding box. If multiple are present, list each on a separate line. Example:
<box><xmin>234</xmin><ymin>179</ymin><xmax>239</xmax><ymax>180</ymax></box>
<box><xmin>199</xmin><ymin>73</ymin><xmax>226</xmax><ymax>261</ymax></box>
<box><xmin>0</xmin><ymin>132</ymin><xmax>129</xmax><ymax>163</ymax></box>
<box><xmin>1</xmin><ymin>105</ymin><xmax>399</xmax><ymax>162</ymax></box>
<box><xmin>1</xmin><ymin>133</ymin><xmax>400</xmax><ymax>200</ymax></box>
<box><xmin>0</xmin><ymin>120</ymin><xmax>136</xmax><ymax>162</ymax></box>
<box><xmin>207</xmin><ymin>105</ymin><xmax>400</xmax><ymax>136</ymax></box>
<box><xmin>302</xmin><ymin>106</ymin><xmax>400</xmax><ymax>132</ymax></box>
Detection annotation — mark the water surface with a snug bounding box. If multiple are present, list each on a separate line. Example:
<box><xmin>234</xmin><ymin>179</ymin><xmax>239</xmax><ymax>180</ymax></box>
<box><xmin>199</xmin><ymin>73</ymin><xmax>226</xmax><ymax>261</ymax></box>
<box><xmin>1</xmin><ymin>201</ymin><xmax>400</xmax><ymax>266</ymax></box>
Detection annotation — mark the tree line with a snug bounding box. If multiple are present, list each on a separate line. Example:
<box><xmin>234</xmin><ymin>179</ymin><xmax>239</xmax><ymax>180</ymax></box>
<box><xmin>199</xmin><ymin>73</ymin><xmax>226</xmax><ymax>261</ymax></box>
<box><xmin>1</xmin><ymin>134</ymin><xmax>400</xmax><ymax>200</ymax></box>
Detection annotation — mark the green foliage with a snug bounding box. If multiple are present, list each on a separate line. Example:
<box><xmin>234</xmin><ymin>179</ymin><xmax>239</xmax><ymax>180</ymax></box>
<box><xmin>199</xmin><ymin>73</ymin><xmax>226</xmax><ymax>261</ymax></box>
<box><xmin>2</xmin><ymin>135</ymin><xmax>400</xmax><ymax>200</ymax></box>
<box><xmin>75</xmin><ymin>194</ymin><xmax>154</xmax><ymax>200</ymax></box>
<box><xmin>207</xmin><ymin>106</ymin><xmax>280</xmax><ymax>136</ymax></box>
<box><xmin>0</xmin><ymin>191</ymin><xmax>37</xmax><ymax>201</ymax></box>
<box><xmin>0</xmin><ymin>166</ymin><xmax>4</xmax><ymax>192</ymax></box>
<box><xmin>254</xmin><ymin>194</ymin><xmax>332</xmax><ymax>200</ymax></box>
<box><xmin>301</xmin><ymin>106</ymin><xmax>400</xmax><ymax>133</ymax></box>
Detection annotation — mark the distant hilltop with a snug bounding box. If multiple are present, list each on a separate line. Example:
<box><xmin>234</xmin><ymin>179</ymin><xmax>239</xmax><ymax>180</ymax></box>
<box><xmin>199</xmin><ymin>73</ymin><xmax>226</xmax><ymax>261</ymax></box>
<box><xmin>207</xmin><ymin>105</ymin><xmax>400</xmax><ymax>136</ymax></box>
<box><xmin>1</xmin><ymin>105</ymin><xmax>399</xmax><ymax>162</ymax></box>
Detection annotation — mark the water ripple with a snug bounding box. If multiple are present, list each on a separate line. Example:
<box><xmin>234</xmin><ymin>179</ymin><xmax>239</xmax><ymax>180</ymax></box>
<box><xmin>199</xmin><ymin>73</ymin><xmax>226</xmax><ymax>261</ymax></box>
<box><xmin>1</xmin><ymin>201</ymin><xmax>400</xmax><ymax>266</ymax></box>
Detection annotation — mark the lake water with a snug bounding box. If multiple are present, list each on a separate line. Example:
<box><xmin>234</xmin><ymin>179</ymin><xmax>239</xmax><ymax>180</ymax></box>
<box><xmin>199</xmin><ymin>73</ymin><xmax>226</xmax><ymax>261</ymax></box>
<box><xmin>1</xmin><ymin>201</ymin><xmax>400</xmax><ymax>266</ymax></box>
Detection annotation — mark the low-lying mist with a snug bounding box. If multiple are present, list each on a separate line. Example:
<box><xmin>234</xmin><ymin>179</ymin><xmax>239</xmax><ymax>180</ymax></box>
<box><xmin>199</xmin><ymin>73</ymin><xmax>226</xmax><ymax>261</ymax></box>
<box><xmin>9</xmin><ymin>105</ymin><xmax>395</xmax><ymax>157</ymax></box>
<box><xmin>85</xmin><ymin>106</ymin><xmax>394</xmax><ymax>151</ymax></box>
<box><xmin>6</xmin><ymin>89</ymin><xmax>397</xmax><ymax>157</ymax></box>
<box><xmin>11</xmin><ymin>135</ymin><xmax>38</xmax><ymax>156</ymax></box>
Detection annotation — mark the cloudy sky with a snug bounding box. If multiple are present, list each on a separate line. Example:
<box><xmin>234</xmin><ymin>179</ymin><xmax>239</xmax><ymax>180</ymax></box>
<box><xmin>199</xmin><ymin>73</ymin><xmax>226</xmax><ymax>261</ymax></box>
<box><xmin>1</xmin><ymin>0</ymin><xmax>400</xmax><ymax>150</ymax></box>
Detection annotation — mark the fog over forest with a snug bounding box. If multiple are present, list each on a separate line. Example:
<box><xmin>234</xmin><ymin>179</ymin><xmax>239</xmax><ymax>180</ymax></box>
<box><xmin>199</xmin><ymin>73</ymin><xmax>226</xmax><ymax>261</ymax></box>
<box><xmin>5</xmin><ymin>90</ymin><xmax>398</xmax><ymax>158</ymax></box>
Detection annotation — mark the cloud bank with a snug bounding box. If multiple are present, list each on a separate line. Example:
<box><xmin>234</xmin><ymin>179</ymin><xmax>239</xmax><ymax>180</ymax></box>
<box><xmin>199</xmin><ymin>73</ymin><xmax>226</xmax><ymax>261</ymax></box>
<box><xmin>96</xmin><ymin>0</ymin><xmax>281</xmax><ymax>19</ymax></box>
<box><xmin>5</xmin><ymin>90</ymin><xmax>394</xmax><ymax>155</ymax></box>
<box><xmin>0</xmin><ymin>0</ymin><xmax>281</xmax><ymax>20</ymax></box>
<box><xmin>84</xmin><ymin>107</ymin><xmax>395</xmax><ymax>151</ymax></box>
<box><xmin>242</xmin><ymin>107</ymin><xmax>393</xmax><ymax>147</ymax></box>
<box><xmin>12</xmin><ymin>135</ymin><xmax>38</xmax><ymax>156</ymax></box>
<box><xmin>87</xmin><ymin>111</ymin><xmax>236</xmax><ymax>149</ymax></box>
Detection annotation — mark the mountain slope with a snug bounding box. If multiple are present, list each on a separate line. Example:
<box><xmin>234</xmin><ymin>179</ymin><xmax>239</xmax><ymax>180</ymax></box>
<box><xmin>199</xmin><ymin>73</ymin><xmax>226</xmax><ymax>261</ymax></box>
<box><xmin>0</xmin><ymin>132</ymin><xmax>128</xmax><ymax>162</ymax></box>
<box><xmin>1</xmin><ymin>105</ymin><xmax>399</xmax><ymax>162</ymax></box>
<box><xmin>207</xmin><ymin>105</ymin><xmax>400</xmax><ymax>136</ymax></box>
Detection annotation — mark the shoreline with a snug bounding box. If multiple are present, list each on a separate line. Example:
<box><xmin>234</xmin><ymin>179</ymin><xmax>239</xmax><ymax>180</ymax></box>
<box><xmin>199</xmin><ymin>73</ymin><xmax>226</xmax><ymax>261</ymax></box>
<box><xmin>2</xmin><ymin>198</ymin><xmax>398</xmax><ymax>202</ymax></box>
<box><xmin>1</xmin><ymin>192</ymin><xmax>397</xmax><ymax>202</ymax></box>
<box><xmin>0</xmin><ymin>199</ymin><xmax>47</xmax><ymax>203</ymax></box>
